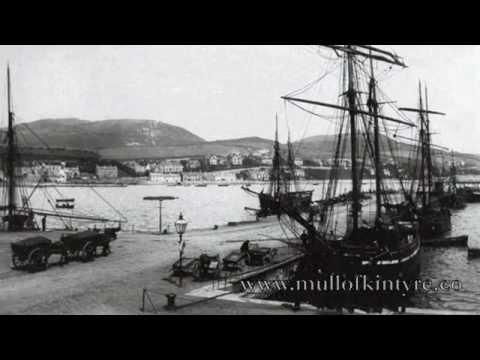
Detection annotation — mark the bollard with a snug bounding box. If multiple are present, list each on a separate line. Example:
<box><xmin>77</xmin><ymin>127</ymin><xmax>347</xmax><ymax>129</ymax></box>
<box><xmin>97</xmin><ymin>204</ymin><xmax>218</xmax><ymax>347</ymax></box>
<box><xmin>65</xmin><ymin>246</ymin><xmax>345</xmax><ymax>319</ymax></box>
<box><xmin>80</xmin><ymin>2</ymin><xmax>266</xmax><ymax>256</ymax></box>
<box><xmin>400</xmin><ymin>293</ymin><xmax>407</xmax><ymax>313</ymax></box>
<box><xmin>165</xmin><ymin>293</ymin><xmax>177</xmax><ymax>311</ymax></box>
<box><xmin>140</xmin><ymin>288</ymin><xmax>146</xmax><ymax>312</ymax></box>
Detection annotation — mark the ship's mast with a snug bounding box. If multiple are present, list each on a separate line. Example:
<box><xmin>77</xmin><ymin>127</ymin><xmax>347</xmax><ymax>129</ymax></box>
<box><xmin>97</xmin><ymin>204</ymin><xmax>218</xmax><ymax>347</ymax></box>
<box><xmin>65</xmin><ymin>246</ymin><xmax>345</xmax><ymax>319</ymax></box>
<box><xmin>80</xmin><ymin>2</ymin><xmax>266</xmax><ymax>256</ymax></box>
<box><xmin>287</xmin><ymin>129</ymin><xmax>294</xmax><ymax>191</ymax></box>
<box><xmin>425</xmin><ymin>86</ymin><xmax>433</xmax><ymax>201</ymax></box>
<box><xmin>418</xmin><ymin>83</ymin><xmax>427</xmax><ymax>209</ymax></box>
<box><xmin>400</xmin><ymin>84</ymin><xmax>446</xmax><ymax>210</ymax></box>
<box><xmin>346</xmin><ymin>47</ymin><xmax>360</xmax><ymax>232</ymax></box>
<box><xmin>272</xmin><ymin>114</ymin><xmax>281</xmax><ymax>197</ymax></box>
<box><xmin>6</xmin><ymin>65</ymin><xmax>17</xmax><ymax>229</ymax></box>
<box><xmin>368</xmin><ymin>53</ymin><xmax>382</xmax><ymax>221</ymax></box>
<box><xmin>282</xmin><ymin>45</ymin><xmax>413</xmax><ymax>232</ymax></box>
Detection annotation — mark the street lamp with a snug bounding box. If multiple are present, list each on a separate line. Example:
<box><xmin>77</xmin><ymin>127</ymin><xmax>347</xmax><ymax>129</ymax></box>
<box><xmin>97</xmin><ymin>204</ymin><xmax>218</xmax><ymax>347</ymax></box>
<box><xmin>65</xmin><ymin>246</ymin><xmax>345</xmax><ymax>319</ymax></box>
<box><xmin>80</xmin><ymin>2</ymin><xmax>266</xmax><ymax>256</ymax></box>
<box><xmin>175</xmin><ymin>213</ymin><xmax>188</xmax><ymax>285</ymax></box>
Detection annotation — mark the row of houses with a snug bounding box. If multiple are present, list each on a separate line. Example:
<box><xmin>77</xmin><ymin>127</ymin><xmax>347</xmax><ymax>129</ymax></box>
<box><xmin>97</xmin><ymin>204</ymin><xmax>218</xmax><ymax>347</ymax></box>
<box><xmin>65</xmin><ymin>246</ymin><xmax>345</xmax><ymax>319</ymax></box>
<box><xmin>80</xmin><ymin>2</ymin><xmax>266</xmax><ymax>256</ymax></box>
<box><xmin>15</xmin><ymin>162</ymin><xmax>119</xmax><ymax>183</ymax></box>
<box><xmin>149</xmin><ymin>171</ymin><xmax>239</xmax><ymax>184</ymax></box>
<box><xmin>123</xmin><ymin>151</ymin><xmax>310</xmax><ymax>175</ymax></box>
<box><xmin>18</xmin><ymin>163</ymin><xmax>81</xmax><ymax>183</ymax></box>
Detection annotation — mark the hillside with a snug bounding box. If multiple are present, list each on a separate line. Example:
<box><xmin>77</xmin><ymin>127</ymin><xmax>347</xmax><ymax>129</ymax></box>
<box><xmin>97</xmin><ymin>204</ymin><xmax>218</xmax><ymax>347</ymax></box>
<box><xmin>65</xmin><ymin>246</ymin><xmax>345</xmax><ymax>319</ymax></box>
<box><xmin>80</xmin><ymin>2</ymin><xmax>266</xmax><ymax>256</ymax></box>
<box><xmin>99</xmin><ymin>137</ymin><xmax>276</xmax><ymax>160</ymax></box>
<box><xmin>294</xmin><ymin>133</ymin><xmax>418</xmax><ymax>160</ymax></box>
<box><xmin>5</xmin><ymin>118</ymin><xmax>479</xmax><ymax>166</ymax></box>
<box><xmin>13</xmin><ymin>118</ymin><xmax>205</xmax><ymax>150</ymax></box>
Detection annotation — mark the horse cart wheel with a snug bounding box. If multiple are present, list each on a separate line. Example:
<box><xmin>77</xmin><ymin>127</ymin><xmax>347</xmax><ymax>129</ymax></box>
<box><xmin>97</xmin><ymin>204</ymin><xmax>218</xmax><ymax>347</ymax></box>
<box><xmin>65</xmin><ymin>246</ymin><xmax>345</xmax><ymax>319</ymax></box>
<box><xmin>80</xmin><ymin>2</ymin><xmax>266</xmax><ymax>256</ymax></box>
<box><xmin>12</xmin><ymin>255</ymin><xmax>22</xmax><ymax>269</ymax></box>
<box><xmin>80</xmin><ymin>242</ymin><xmax>96</xmax><ymax>262</ymax></box>
<box><xmin>28</xmin><ymin>248</ymin><xmax>48</xmax><ymax>272</ymax></box>
<box><xmin>191</xmin><ymin>261</ymin><xmax>201</xmax><ymax>280</ymax></box>
<box><xmin>61</xmin><ymin>252</ymin><xmax>69</xmax><ymax>265</ymax></box>
<box><xmin>102</xmin><ymin>245</ymin><xmax>111</xmax><ymax>257</ymax></box>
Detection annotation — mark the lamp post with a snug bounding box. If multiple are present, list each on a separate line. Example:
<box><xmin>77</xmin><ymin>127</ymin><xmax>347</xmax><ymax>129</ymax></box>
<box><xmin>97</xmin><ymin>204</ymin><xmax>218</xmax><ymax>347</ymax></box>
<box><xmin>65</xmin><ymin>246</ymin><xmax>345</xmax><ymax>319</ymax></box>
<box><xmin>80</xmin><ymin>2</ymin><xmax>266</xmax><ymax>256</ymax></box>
<box><xmin>175</xmin><ymin>212</ymin><xmax>188</xmax><ymax>286</ymax></box>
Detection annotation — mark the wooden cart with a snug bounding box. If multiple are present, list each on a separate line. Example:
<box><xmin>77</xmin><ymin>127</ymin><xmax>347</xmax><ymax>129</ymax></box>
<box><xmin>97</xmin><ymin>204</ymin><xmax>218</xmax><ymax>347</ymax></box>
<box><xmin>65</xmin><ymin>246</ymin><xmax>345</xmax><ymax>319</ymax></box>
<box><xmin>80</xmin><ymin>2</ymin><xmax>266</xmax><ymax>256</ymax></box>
<box><xmin>60</xmin><ymin>230</ymin><xmax>117</xmax><ymax>262</ymax></box>
<box><xmin>11</xmin><ymin>236</ymin><xmax>67</xmax><ymax>272</ymax></box>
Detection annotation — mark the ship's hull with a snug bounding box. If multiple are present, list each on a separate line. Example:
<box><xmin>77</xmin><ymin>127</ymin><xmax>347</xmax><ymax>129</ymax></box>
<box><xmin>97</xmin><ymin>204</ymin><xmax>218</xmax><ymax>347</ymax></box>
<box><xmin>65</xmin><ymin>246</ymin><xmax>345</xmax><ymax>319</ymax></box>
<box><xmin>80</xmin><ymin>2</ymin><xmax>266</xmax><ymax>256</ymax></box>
<box><xmin>272</xmin><ymin>226</ymin><xmax>421</xmax><ymax>311</ymax></box>
<box><xmin>419</xmin><ymin>209</ymin><xmax>452</xmax><ymax>239</ymax></box>
<box><xmin>436</xmin><ymin>192</ymin><xmax>466</xmax><ymax>210</ymax></box>
<box><xmin>258</xmin><ymin>191</ymin><xmax>313</xmax><ymax>217</ymax></box>
<box><xmin>458</xmin><ymin>188</ymin><xmax>480</xmax><ymax>203</ymax></box>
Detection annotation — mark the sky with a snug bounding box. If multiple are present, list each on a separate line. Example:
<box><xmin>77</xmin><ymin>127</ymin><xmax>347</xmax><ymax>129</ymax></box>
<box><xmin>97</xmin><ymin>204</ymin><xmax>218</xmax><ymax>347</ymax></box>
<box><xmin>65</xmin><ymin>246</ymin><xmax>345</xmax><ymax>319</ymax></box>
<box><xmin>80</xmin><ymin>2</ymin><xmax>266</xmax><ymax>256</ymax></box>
<box><xmin>0</xmin><ymin>45</ymin><xmax>478</xmax><ymax>154</ymax></box>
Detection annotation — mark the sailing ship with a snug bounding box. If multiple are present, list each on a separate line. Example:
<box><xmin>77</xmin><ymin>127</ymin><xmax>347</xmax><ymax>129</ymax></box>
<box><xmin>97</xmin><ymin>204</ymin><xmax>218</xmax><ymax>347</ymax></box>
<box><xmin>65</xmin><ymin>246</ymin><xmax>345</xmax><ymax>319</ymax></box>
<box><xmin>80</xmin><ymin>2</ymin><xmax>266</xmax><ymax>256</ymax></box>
<box><xmin>243</xmin><ymin>117</ymin><xmax>313</xmax><ymax>218</ymax></box>
<box><xmin>0</xmin><ymin>66</ymin><xmax>127</xmax><ymax>232</ymax></box>
<box><xmin>273</xmin><ymin>45</ymin><xmax>422</xmax><ymax>310</ymax></box>
<box><xmin>398</xmin><ymin>84</ymin><xmax>453</xmax><ymax>239</ymax></box>
<box><xmin>442</xmin><ymin>152</ymin><xmax>466</xmax><ymax>209</ymax></box>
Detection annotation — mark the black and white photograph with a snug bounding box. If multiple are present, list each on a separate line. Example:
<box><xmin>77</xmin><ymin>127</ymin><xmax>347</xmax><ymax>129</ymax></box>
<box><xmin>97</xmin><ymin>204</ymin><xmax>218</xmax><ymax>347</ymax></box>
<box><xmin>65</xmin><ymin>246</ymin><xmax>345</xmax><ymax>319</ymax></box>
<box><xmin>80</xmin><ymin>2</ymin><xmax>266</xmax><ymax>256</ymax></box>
<box><xmin>0</xmin><ymin>44</ymin><xmax>479</xmax><ymax>316</ymax></box>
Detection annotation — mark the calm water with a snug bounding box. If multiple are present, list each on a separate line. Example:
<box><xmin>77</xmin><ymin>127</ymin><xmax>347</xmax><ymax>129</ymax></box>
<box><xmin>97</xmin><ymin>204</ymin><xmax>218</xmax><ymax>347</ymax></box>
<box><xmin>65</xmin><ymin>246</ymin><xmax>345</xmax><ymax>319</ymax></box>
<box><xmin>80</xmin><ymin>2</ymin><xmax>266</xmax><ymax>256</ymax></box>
<box><xmin>27</xmin><ymin>181</ymin><xmax>480</xmax><ymax>311</ymax></box>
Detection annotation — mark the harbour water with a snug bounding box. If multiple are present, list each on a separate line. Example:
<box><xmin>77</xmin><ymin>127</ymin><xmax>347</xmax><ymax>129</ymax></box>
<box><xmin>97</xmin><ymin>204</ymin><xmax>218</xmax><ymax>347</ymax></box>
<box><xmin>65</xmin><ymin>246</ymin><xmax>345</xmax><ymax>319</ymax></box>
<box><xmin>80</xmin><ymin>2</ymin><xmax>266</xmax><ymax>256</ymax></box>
<box><xmin>26</xmin><ymin>180</ymin><xmax>480</xmax><ymax>312</ymax></box>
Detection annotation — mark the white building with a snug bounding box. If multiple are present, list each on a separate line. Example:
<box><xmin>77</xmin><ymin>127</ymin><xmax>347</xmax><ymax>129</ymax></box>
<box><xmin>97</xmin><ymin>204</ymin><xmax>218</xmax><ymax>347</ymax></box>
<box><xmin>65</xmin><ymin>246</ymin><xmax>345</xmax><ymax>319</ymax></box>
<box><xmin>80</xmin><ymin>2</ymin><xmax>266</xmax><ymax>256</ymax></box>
<box><xmin>208</xmin><ymin>155</ymin><xmax>219</xmax><ymax>167</ymax></box>
<box><xmin>249</xmin><ymin>168</ymin><xmax>270</xmax><ymax>181</ymax></box>
<box><xmin>294</xmin><ymin>159</ymin><xmax>304</xmax><ymax>167</ymax></box>
<box><xmin>208</xmin><ymin>155</ymin><xmax>227</xmax><ymax>167</ymax></box>
<box><xmin>230</xmin><ymin>153</ymin><xmax>243</xmax><ymax>166</ymax></box>
<box><xmin>183</xmin><ymin>172</ymin><xmax>204</xmax><ymax>183</ymax></box>
<box><xmin>149</xmin><ymin>172</ymin><xmax>181</xmax><ymax>184</ymax></box>
<box><xmin>295</xmin><ymin>168</ymin><xmax>306</xmax><ymax>179</ymax></box>
<box><xmin>65</xmin><ymin>166</ymin><xmax>80</xmax><ymax>180</ymax></box>
<box><xmin>155</xmin><ymin>162</ymin><xmax>183</xmax><ymax>174</ymax></box>
<box><xmin>214</xmin><ymin>172</ymin><xmax>237</xmax><ymax>183</ymax></box>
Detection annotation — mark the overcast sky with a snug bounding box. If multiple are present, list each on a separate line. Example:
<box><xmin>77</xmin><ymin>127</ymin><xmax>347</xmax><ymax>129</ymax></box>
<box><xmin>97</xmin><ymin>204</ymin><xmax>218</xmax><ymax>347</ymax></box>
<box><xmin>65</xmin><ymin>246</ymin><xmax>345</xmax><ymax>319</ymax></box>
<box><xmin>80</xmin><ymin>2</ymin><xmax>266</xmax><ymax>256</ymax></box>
<box><xmin>0</xmin><ymin>45</ymin><xmax>478</xmax><ymax>154</ymax></box>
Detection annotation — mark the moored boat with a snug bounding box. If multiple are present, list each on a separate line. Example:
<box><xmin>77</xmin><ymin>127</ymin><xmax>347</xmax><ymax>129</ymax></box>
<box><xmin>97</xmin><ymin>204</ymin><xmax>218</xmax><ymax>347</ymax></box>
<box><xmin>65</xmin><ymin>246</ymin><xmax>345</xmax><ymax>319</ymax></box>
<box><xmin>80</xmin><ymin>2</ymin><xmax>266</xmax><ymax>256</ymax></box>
<box><xmin>274</xmin><ymin>45</ymin><xmax>421</xmax><ymax>311</ymax></box>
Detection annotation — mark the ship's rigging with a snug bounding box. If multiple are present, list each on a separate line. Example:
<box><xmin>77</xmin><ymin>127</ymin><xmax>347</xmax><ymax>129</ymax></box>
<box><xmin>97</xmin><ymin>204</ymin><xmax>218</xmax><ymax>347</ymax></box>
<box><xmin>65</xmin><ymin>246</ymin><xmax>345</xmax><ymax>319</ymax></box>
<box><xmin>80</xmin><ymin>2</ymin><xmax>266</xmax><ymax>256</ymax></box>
<box><xmin>0</xmin><ymin>65</ymin><xmax>127</xmax><ymax>231</ymax></box>
<box><xmin>282</xmin><ymin>46</ymin><xmax>417</xmax><ymax>240</ymax></box>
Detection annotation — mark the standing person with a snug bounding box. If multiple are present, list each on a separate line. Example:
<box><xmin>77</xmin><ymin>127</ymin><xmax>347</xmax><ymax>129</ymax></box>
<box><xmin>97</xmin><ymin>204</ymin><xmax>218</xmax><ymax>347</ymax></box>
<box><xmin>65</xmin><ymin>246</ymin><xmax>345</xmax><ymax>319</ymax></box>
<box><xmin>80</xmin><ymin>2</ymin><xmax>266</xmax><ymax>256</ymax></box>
<box><xmin>41</xmin><ymin>215</ymin><xmax>47</xmax><ymax>232</ymax></box>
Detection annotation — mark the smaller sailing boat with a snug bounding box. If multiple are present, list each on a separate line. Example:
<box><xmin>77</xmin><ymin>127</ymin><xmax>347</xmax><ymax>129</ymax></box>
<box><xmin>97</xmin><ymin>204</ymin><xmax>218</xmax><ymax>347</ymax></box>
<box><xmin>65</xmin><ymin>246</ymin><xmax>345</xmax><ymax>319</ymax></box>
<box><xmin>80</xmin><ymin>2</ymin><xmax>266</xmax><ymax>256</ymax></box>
<box><xmin>441</xmin><ymin>152</ymin><xmax>466</xmax><ymax>210</ymax></box>
<box><xmin>55</xmin><ymin>198</ymin><xmax>75</xmax><ymax>210</ymax></box>
<box><xmin>243</xmin><ymin>116</ymin><xmax>312</xmax><ymax>217</ymax></box>
<box><xmin>399</xmin><ymin>84</ymin><xmax>452</xmax><ymax>239</ymax></box>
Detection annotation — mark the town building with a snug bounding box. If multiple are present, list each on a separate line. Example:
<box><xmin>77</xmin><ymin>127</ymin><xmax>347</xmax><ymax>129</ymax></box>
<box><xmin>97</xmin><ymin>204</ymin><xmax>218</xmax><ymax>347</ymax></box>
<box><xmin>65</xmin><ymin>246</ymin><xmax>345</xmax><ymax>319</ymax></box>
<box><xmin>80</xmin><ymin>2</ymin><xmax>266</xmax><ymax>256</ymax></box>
<box><xmin>229</xmin><ymin>153</ymin><xmax>244</xmax><ymax>167</ymax></box>
<box><xmin>248</xmin><ymin>168</ymin><xmax>270</xmax><ymax>181</ymax></box>
<box><xmin>295</xmin><ymin>168</ymin><xmax>306</xmax><ymax>179</ymax></box>
<box><xmin>214</xmin><ymin>171</ymin><xmax>237</xmax><ymax>183</ymax></box>
<box><xmin>326</xmin><ymin>158</ymin><xmax>352</xmax><ymax>168</ymax></box>
<box><xmin>96</xmin><ymin>165</ymin><xmax>118</xmax><ymax>179</ymax></box>
<box><xmin>149</xmin><ymin>172</ymin><xmax>181</xmax><ymax>184</ymax></box>
<box><xmin>183</xmin><ymin>172</ymin><xmax>204</xmax><ymax>183</ymax></box>
<box><xmin>252</xmin><ymin>149</ymin><xmax>270</xmax><ymax>157</ymax></box>
<box><xmin>208</xmin><ymin>155</ymin><xmax>227</xmax><ymax>167</ymax></box>
<box><xmin>153</xmin><ymin>161</ymin><xmax>184</xmax><ymax>174</ymax></box>
<box><xmin>187</xmin><ymin>159</ymin><xmax>202</xmax><ymax>170</ymax></box>
<box><xmin>294</xmin><ymin>159</ymin><xmax>304</xmax><ymax>167</ymax></box>
<box><xmin>261</xmin><ymin>157</ymin><xmax>273</xmax><ymax>166</ymax></box>
<box><xmin>64</xmin><ymin>166</ymin><xmax>80</xmax><ymax>180</ymax></box>
<box><xmin>208</xmin><ymin>155</ymin><xmax>219</xmax><ymax>167</ymax></box>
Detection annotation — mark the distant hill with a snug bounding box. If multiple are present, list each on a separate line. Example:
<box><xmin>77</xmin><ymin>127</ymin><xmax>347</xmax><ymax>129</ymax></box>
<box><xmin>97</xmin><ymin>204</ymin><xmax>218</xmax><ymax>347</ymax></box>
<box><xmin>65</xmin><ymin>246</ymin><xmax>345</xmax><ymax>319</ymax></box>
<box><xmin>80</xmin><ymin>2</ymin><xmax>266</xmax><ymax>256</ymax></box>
<box><xmin>5</xmin><ymin>118</ymin><xmax>479</xmax><ymax>166</ymax></box>
<box><xmin>99</xmin><ymin>137</ymin><xmax>275</xmax><ymax>160</ymax></box>
<box><xmin>13</xmin><ymin>118</ymin><xmax>205</xmax><ymax>150</ymax></box>
<box><xmin>294</xmin><ymin>133</ymin><xmax>416</xmax><ymax>160</ymax></box>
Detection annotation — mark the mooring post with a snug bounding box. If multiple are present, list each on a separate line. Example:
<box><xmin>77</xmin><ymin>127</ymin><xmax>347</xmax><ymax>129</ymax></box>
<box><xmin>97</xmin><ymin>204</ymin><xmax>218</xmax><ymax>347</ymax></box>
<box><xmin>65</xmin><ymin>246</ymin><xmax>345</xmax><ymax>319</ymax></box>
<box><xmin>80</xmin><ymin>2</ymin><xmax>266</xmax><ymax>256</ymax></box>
<box><xmin>165</xmin><ymin>293</ymin><xmax>177</xmax><ymax>311</ymax></box>
<box><xmin>159</xmin><ymin>201</ymin><xmax>162</xmax><ymax>233</ymax></box>
<box><xmin>140</xmin><ymin>288</ymin><xmax>146</xmax><ymax>312</ymax></box>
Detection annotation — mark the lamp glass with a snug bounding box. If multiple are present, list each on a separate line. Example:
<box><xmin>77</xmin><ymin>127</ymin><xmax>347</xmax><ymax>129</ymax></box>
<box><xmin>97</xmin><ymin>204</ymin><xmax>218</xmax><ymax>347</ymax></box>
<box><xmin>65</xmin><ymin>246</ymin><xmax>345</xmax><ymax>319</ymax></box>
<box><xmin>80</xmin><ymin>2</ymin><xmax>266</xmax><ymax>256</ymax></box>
<box><xmin>175</xmin><ymin>213</ymin><xmax>188</xmax><ymax>235</ymax></box>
